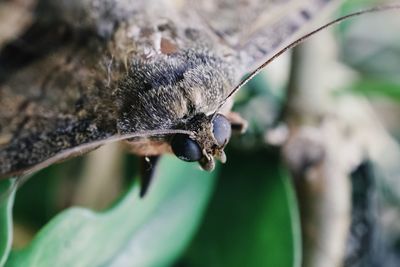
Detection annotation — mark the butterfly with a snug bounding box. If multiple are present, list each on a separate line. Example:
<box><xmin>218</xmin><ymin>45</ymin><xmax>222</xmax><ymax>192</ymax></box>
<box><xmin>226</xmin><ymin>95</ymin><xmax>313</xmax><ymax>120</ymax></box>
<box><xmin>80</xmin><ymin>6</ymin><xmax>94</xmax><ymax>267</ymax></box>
<box><xmin>0</xmin><ymin>0</ymin><xmax>396</xmax><ymax>192</ymax></box>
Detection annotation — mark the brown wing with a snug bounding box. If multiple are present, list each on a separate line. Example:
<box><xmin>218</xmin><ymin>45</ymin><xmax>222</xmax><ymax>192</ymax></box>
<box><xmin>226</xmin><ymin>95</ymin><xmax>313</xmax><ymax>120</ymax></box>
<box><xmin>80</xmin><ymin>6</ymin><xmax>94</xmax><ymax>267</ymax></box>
<box><xmin>0</xmin><ymin>24</ymin><xmax>121</xmax><ymax>178</ymax></box>
<box><xmin>189</xmin><ymin>0</ymin><xmax>338</xmax><ymax>72</ymax></box>
<box><xmin>37</xmin><ymin>0</ymin><xmax>150</xmax><ymax>36</ymax></box>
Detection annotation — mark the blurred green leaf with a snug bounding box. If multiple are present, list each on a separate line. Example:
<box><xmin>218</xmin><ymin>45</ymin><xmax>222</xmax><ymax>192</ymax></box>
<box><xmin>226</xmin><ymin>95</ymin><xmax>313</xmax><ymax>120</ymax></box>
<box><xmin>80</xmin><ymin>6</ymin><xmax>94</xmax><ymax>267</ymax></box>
<box><xmin>340</xmin><ymin>0</ymin><xmax>377</xmax><ymax>12</ymax></box>
<box><xmin>180</xmin><ymin>148</ymin><xmax>301</xmax><ymax>267</ymax></box>
<box><xmin>6</xmin><ymin>155</ymin><xmax>217</xmax><ymax>267</ymax></box>
<box><xmin>0</xmin><ymin>179</ymin><xmax>16</xmax><ymax>266</ymax></box>
<box><xmin>13</xmin><ymin>163</ymin><xmax>76</xmax><ymax>230</ymax></box>
<box><xmin>342</xmin><ymin>79</ymin><xmax>400</xmax><ymax>101</ymax></box>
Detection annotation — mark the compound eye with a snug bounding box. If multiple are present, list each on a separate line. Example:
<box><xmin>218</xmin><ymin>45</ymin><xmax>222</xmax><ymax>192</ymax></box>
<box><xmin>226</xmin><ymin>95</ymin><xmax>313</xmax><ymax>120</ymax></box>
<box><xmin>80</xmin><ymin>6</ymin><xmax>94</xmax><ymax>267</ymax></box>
<box><xmin>212</xmin><ymin>114</ymin><xmax>231</xmax><ymax>146</ymax></box>
<box><xmin>171</xmin><ymin>134</ymin><xmax>202</xmax><ymax>162</ymax></box>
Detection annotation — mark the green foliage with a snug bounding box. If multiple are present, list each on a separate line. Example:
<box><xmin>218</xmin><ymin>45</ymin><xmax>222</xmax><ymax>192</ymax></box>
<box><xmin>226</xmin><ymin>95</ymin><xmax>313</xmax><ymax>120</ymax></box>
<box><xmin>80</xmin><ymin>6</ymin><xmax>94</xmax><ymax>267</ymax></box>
<box><xmin>1</xmin><ymin>156</ymin><xmax>217</xmax><ymax>267</ymax></box>
<box><xmin>181</xmin><ymin>148</ymin><xmax>301</xmax><ymax>267</ymax></box>
<box><xmin>0</xmin><ymin>147</ymin><xmax>301</xmax><ymax>267</ymax></box>
<box><xmin>0</xmin><ymin>180</ymin><xmax>16</xmax><ymax>267</ymax></box>
<box><xmin>344</xmin><ymin>80</ymin><xmax>400</xmax><ymax>102</ymax></box>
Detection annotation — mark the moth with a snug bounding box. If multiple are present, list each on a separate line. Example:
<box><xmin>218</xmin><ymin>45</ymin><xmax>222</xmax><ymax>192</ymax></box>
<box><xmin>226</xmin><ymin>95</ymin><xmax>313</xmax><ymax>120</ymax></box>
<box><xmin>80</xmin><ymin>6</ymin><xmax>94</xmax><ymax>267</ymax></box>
<box><xmin>0</xmin><ymin>0</ymin><xmax>395</xmax><ymax>190</ymax></box>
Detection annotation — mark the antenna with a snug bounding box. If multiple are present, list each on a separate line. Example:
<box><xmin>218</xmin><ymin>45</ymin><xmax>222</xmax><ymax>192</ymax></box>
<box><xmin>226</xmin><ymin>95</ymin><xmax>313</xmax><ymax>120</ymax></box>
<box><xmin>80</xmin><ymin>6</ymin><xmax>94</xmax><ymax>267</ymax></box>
<box><xmin>0</xmin><ymin>128</ymin><xmax>194</xmax><ymax>200</ymax></box>
<box><xmin>214</xmin><ymin>4</ymin><xmax>400</xmax><ymax>114</ymax></box>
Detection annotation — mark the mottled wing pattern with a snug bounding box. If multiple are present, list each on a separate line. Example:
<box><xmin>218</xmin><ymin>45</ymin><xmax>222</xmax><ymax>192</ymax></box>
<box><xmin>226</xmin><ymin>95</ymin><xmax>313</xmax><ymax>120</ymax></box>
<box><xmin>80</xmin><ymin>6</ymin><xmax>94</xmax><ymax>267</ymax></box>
<box><xmin>191</xmin><ymin>0</ymin><xmax>338</xmax><ymax>71</ymax></box>
<box><xmin>0</xmin><ymin>30</ymin><xmax>119</xmax><ymax>178</ymax></box>
<box><xmin>39</xmin><ymin>0</ymin><xmax>149</xmax><ymax>36</ymax></box>
<box><xmin>0</xmin><ymin>0</ymin><xmax>153</xmax><ymax>178</ymax></box>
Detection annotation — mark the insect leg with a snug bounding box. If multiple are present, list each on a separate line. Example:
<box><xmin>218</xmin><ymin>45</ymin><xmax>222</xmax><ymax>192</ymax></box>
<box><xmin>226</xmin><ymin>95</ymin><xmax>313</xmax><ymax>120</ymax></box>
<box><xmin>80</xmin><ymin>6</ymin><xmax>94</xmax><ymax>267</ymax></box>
<box><xmin>138</xmin><ymin>156</ymin><xmax>160</xmax><ymax>198</ymax></box>
<box><xmin>225</xmin><ymin>111</ymin><xmax>248</xmax><ymax>134</ymax></box>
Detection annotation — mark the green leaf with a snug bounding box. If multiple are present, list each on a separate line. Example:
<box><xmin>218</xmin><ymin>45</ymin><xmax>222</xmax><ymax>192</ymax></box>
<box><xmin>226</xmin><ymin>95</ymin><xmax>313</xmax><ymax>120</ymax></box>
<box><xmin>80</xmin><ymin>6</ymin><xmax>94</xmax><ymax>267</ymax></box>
<box><xmin>0</xmin><ymin>179</ymin><xmax>16</xmax><ymax>267</ymax></box>
<box><xmin>181</xmin><ymin>148</ymin><xmax>301</xmax><ymax>267</ymax></box>
<box><xmin>342</xmin><ymin>79</ymin><xmax>400</xmax><ymax>102</ymax></box>
<box><xmin>6</xmin><ymin>155</ymin><xmax>217</xmax><ymax>267</ymax></box>
<box><xmin>12</xmin><ymin>162</ymin><xmax>80</xmax><ymax>230</ymax></box>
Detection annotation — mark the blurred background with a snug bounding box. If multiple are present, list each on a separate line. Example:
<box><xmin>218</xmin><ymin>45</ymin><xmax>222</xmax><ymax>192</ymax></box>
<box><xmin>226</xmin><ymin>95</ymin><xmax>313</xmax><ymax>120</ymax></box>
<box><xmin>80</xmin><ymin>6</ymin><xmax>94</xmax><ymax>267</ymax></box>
<box><xmin>1</xmin><ymin>0</ymin><xmax>400</xmax><ymax>266</ymax></box>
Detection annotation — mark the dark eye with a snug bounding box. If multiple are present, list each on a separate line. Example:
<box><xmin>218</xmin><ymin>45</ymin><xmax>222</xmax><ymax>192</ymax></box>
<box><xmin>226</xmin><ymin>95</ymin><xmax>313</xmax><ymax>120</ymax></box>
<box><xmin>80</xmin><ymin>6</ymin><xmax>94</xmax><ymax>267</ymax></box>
<box><xmin>212</xmin><ymin>114</ymin><xmax>231</xmax><ymax>146</ymax></box>
<box><xmin>171</xmin><ymin>134</ymin><xmax>202</xmax><ymax>162</ymax></box>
